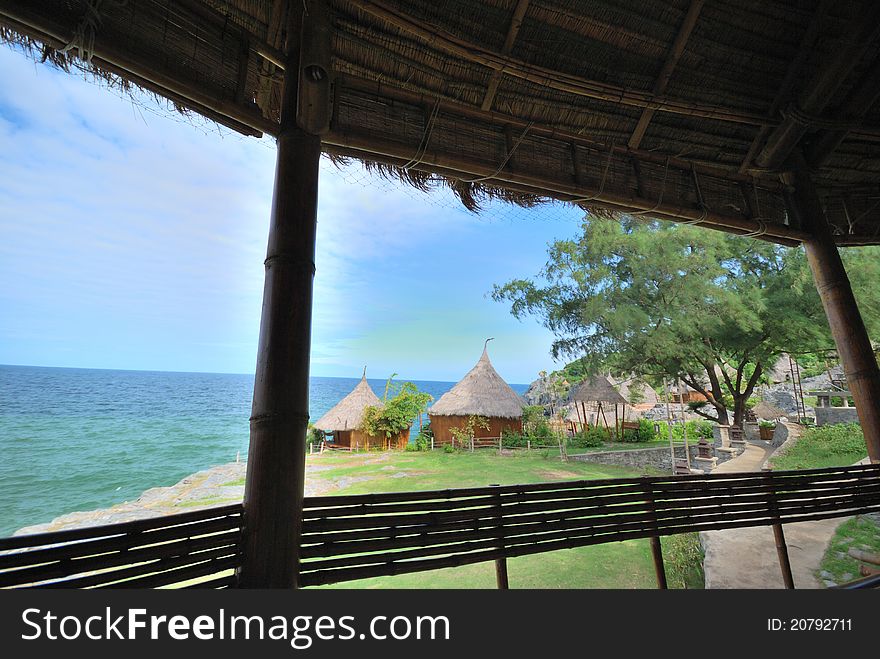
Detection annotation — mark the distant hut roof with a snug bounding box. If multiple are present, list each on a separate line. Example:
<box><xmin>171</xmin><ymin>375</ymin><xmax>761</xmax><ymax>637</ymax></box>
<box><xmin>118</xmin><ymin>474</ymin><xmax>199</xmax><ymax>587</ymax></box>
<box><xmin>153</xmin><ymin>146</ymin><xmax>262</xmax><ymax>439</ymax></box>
<box><xmin>612</xmin><ymin>376</ymin><xmax>659</xmax><ymax>406</ymax></box>
<box><xmin>569</xmin><ymin>375</ymin><xmax>628</xmax><ymax>405</ymax></box>
<box><xmin>313</xmin><ymin>372</ymin><xmax>381</xmax><ymax>431</ymax></box>
<box><xmin>752</xmin><ymin>401</ymin><xmax>787</xmax><ymax>420</ymax></box>
<box><xmin>429</xmin><ymin>343</ymin><xmax>524</xmax><ymax>419</ymax></box>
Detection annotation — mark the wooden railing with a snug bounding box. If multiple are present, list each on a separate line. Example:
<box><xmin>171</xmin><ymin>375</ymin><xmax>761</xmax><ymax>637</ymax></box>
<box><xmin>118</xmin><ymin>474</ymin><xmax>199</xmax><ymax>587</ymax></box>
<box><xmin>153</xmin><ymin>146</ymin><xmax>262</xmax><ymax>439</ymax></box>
<box><xmin>0</xmin><ymin>504</ymin><xmax>243</xmax><ymax>588</ymax></box>
<box><xmin>299</xmin><ymin>464</ymin><xmax>880</xmax><ymax>587</ymax></box>
<box><xmin>2</xmin><ymin>464</ymin><xmax>879</xmax><ymax>588</ymax></box>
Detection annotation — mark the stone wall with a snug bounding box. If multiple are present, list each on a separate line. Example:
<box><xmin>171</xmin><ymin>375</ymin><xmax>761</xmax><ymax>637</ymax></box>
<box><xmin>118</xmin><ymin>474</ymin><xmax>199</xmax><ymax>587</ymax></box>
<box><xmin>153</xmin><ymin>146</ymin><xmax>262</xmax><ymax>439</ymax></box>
<box><xmin>572</xmin><ymin>441</ymin><xmax>736</xmax><ymax>472</ymax></box>
<box><xmin>815</xmin><ymin>407</ymin><xmax>860</xmax><ymax>426</ymax></box>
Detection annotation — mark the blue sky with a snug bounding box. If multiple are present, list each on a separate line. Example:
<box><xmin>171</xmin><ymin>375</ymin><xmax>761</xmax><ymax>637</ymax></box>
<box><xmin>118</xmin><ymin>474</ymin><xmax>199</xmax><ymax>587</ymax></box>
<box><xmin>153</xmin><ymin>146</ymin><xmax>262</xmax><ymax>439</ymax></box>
<box><xmin>0</xmin><ymin>46</ymin><xmax>585</xmax><ymax>384</ymax></box>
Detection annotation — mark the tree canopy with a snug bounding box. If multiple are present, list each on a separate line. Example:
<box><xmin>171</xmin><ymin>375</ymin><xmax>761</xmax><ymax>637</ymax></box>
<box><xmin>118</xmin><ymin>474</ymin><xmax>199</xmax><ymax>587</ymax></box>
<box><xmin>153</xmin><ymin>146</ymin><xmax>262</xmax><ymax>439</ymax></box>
<box><xmin>493</xmin><ymin>215</ymin><xmax>880</xmax><ymax>426</ymax></box>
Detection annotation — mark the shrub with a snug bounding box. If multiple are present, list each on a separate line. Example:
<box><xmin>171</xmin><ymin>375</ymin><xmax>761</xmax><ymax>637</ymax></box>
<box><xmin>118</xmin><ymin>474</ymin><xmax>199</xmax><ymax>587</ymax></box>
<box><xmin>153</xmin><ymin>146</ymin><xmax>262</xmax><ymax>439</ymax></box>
<box><xmin>442</xmin><ymin>443</ymin><xmax>457</xmax><ymax>454</ymax></box>
<box><xmin>622</xmin><ymin>418</ymin><xmax>657</xmax><ymax>443</ymax></box>
<box><xmin>501</xmin><ymin>429</ymin><xmax>529</xmax><ymax>448</ymax></box>
<box><xmin>657</xmin><ymin>420</ymin><xmax>714</xmax><ymax>441</ymax></box>
<box><xmin>570</xmin><ymin>425</ymin><xmax>609</xmax><ymax>448</ymax></box>
<box><xmin>307</xmin><ymin>425</ymin><xmax>324</xmax><ymax>446</ymax></box>
<box><xmin>758</xmin><ymin>420</ymin><xmax>775</xmax><ymax>429</ymax></box>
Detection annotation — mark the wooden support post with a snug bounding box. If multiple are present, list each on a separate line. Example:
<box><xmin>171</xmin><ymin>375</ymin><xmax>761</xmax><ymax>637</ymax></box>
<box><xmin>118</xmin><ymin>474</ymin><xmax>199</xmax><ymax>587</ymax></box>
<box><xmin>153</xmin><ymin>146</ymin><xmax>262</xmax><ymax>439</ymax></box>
<box><xmin>762</xmin><ymin>468</ymin><xmax>795</xmax><ymax>589</ymax></box>
<box><xmin>650</xmin><ymin>537</ymin><xmax>668</xmax><ymax>589</ymax></box>
<box><xmin>238</xmin><ymin>5</ymin><xmax>320</xmax><ymax>588</ymax></box>
<box><xmin>643</xmin><ymin>482</ymin><xmax>667</xmax><ymax>588</ymax></box>
<box><xmin>491</xmin><ymin>484</ymin><xmax>510</xmax><ymax>589</ymax></box>
<box><xmin>786</xmin><ymin>157</ymin><xmax>880</xmax><ymax>463</ymax></box>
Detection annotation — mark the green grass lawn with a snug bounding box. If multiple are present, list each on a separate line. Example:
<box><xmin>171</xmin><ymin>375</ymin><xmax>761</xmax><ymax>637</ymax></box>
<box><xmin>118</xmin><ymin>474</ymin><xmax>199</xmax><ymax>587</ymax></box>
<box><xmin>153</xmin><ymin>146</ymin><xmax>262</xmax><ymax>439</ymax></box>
<box><xmin>300</xmin><ymin>451</ymin><xmax>700</xmax><ymax>589</ymax></box>
<box><xmin>768</xmin><ymin>423</ymin><xmax>867</xmax><ymax>471</ymax></box>
<box><xmin>817</xmin><ymin>515</ymin><xmax>880</xmax><ymax>586</ymax></box>
<box><xmin>315</xmin><ymin>450</ymin><xmax>655</xmax><ymax>495</ymax></box>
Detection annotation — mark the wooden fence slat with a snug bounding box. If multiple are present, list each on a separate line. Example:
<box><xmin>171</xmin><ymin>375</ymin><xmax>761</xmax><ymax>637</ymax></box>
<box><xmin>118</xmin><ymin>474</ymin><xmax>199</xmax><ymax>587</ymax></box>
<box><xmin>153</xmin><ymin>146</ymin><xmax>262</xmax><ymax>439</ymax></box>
<box><xmin>0</xmin><ymin>504</ymin><xmax>243</xmax><ymax>551</ymax></box>
<box><xmin>0</xmin><ymin>530</ymin><xmax>241</xmax><ymax>588</ymax></box>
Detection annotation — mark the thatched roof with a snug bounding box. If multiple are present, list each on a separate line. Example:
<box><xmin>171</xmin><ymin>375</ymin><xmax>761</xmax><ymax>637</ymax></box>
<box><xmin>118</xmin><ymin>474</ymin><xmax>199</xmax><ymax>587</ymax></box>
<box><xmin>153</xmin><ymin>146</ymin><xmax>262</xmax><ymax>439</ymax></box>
<box><xmin>429</xmin><ymin>345</ymin><xmax>524</xmax><ymax>419</ymax></box>
<box><xmin>4</xmin><ymin>1</ymin><xmax>880</xmax><ymax>245</ymax></box>
<box><xmin>313</xmin><ymin>372</ymin><xmax>381</xmax><ymax>431</ymax></box>
<box><xmin>752</xmin><ymin>401</ymin><xmax>788</xmax><ymax>420</ymax></box>
<box><xmin>612</xmin><ymin>376</ymin><xmax>659</xmax><ymax>406</ymax></box>
<box><xmin>569</xmin><ymin>375</ymin><xmax>628</xmax><ymax>405</ymax></box>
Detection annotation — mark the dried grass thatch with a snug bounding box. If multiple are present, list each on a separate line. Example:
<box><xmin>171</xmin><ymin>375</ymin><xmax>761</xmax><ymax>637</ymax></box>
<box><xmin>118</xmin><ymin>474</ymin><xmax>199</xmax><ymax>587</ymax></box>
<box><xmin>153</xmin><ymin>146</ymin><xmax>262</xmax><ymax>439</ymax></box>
<box><xmin>429</xmin><ymin>343</ymin><xmax>524</xmax><ymax>419</ymax></box>
<box><xmin>3</xmin><ymin>1</ymin><xmax>880</xmax><ymax>243</ymax></box>
<box><xmin>313</xmin><ymin>372</ymin><xmax>382</xmax><ymax>431</ymax></box>
<box><xmin>751</xmin><ymin>400</ymin><xmax>788</xmax><ymax>421</ymax></box>
<box><xmin>569</xmin><ymin>375</ymin><xmax>628</xmax><ymax>405</ymax></box>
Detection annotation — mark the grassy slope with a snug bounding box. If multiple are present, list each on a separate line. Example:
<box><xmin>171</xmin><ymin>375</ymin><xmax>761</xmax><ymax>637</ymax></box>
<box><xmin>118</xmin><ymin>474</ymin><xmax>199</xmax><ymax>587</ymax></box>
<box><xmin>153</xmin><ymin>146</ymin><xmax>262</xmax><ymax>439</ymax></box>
<box><xmin>768</xmin><ymin>423</ymin><xmax>867</xmax><ymax>471</ymax></box>
<box><xmin>305</xmin><ymin>451</ymin><xmax>701</xmax><ymax>589</ymax></box>
<box><xmin>818</xmin><ymin>516</ymin><xmax>880</xmax><ymax>586</ymax></box>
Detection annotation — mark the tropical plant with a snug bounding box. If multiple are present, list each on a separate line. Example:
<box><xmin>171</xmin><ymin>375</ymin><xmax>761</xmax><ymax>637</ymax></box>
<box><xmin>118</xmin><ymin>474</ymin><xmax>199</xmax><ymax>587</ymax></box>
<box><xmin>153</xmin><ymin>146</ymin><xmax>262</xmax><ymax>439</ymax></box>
<box><xmin>449</xmin><ymin>415</ymin><xmax>491</xmax><ymax>449</ymax></box>
<box><xmin>361</xmin><ymin>376</ymin><xmax>432</xmax><ymax>444</ymax></box>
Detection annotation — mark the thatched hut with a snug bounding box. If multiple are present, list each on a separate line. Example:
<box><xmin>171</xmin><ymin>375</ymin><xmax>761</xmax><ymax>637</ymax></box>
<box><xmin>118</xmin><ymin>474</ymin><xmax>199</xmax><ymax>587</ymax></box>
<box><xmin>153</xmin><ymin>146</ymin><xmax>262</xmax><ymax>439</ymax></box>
<box><xmin>313</xmin><ymin>372</ymin><xmax>409</xmax><ymax>450</ymax></box>
<box><xmin>569</xmin><ymin>375</ymin><xmax>629</xmax><ymax>438</ymax></box>
<box><xmin>429</xmin><ymin>343</ymin><xmax>524</xmax><ymax>445</ymax></box>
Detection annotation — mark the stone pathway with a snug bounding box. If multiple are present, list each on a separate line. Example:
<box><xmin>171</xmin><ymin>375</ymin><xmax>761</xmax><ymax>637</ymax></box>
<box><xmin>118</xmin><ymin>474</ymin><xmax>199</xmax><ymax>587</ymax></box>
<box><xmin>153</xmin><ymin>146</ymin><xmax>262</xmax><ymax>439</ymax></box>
<box><xmin>701</xmin><ymin>435</ymin><xmax>845</xmax><ymax>589</ymax></box>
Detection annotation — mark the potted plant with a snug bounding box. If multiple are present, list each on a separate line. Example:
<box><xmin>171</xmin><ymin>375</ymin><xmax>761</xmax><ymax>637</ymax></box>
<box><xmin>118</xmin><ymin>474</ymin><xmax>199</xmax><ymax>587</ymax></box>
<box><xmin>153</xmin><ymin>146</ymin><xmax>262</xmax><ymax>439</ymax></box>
<box><xmin>758</xmin><ymin>420</ymin><xmax>775</xmax><ymax>441</ymax></box>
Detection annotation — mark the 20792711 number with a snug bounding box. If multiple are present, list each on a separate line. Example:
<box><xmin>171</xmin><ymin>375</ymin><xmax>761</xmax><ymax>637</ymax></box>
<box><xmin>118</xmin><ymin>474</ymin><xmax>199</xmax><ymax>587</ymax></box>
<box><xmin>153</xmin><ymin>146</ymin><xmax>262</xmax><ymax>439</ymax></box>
<box><xmin>790</xmin><ymin>619</ymin><xmax>852</xmax><ymax>631</ymax></box>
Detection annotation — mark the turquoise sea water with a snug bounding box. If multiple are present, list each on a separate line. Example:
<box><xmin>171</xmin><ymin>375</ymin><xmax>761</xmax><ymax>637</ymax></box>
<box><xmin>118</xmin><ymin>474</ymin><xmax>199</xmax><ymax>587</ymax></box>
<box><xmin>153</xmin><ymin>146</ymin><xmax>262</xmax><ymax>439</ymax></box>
<box><xmin>0</xmin><ymin>364</ymin><xmax>527</xmax><ymax>537</ymax></box>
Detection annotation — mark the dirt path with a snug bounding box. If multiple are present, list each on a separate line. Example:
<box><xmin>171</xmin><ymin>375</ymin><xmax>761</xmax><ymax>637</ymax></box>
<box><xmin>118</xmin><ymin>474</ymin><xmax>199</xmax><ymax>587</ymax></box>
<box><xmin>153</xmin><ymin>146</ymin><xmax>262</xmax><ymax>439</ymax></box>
<box><xmin>701</xmin><ymin>431</ymin><xmax>844</xmax><ymax>589</ymax></box>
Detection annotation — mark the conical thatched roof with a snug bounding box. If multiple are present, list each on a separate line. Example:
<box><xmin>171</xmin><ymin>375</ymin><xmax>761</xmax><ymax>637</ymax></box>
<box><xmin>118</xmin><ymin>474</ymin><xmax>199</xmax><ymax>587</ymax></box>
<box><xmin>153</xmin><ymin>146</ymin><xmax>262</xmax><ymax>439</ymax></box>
<box><xmin>752</xmin><ymin>401</ymin><xmax>787</xmax><ymax>421</ymax></box>
<box><xmin>313</xmin><ymin>373</ymin><xmax>381</xmax><ymax>432</ymax></box>
<box><xmin>569</xmin><ymin>375</ymin><xmax>628</xmax><ymax>405</ymax></box>
<box><xmin>429</xmin><ymin>344</ymin><xmax>524</xmax><ymax>419</ymax></box>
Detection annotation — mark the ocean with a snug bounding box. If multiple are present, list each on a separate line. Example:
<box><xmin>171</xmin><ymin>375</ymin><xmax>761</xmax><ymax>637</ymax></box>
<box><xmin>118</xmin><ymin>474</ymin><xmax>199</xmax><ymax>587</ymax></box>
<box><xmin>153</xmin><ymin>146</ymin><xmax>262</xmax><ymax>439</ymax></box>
<box><xmin>0</xmin><ymin>364</ymin><xmax>528</xmax><ymax>537</ymax></box>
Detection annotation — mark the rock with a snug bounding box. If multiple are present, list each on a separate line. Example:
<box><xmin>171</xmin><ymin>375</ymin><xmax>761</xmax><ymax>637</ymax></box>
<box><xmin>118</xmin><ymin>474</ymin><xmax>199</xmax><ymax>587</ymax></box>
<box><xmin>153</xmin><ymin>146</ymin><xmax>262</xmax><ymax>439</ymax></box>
<box><xmin>819</xmin><ymin>570</ymin><xmax>833</xmax><ymax>579</ymax></box>
<box><xmin>523</xmin><ymin>374</ymin><xmax>568</xmax><ymax>408</ymax></box>
<box><xmin>822</xmin><ymin>579</ymin><xmax>838</xmax><ymax>588</ymax></box>
<box><xmin>841</xmin><ymin>572</ymin><xmax>854</xmax><ymax>582</ymax></box>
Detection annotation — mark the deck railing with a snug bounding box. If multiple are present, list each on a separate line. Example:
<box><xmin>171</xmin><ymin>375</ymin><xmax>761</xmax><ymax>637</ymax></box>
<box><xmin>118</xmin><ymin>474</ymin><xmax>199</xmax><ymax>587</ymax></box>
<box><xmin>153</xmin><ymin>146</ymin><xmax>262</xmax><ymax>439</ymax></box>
<box><xmin>0</xmin><ymin>504</ymin><xmax>243</xmax><ymax>588</ymax></box>
<box><xmin>2</xmin><ymin>464</ymin><xmax>879</xmax><ymax>588</ymax></box>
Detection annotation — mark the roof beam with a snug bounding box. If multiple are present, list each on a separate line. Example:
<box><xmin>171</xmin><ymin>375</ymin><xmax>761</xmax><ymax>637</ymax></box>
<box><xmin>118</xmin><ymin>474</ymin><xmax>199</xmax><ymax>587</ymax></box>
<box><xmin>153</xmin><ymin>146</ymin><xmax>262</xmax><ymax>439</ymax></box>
<box><xmin>752</xmin><ymin>2</ymin><xmax>880</xmax><ymax>172</ymax></box>
<box><xmin>480</xmin><ymin>0</ymin><xmax>530</xmax><ymax>111</ymax></box>
<box><xmin>627</xmin><ymin>0</ymin><xmax>703</xmax><ymax>149</ymax></box>
<box><xmin>805</xmin><ymin>55</ymin><xmax>880</xmax><ymax>168</ymax></box>
<box><xmin>738</xmin><ymin>0</ymin><xmax>831</xmax><ymax>173</ymax></box>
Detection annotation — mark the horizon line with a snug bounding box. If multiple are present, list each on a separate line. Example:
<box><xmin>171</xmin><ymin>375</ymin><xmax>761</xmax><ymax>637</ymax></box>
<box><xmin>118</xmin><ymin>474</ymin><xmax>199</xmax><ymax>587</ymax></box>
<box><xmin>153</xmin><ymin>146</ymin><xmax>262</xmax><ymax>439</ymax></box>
<box><xmin>0</xmin><ymin>363</ymin><xmax>532</xmax><ymax>386</ymax></box>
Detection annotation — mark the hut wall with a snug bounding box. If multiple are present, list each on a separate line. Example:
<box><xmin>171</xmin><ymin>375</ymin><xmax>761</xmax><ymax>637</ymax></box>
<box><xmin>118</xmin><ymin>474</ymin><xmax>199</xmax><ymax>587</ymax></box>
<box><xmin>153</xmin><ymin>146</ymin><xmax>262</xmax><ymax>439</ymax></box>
<box><xmin>429</xmin><ymin>415</ymin><xmax>523</xmax><ymax>445</ymax></box>
<box><xmin>330</xmin><ymin>428</ymin><xmax>411</xmax><ymax>450</ymax></box>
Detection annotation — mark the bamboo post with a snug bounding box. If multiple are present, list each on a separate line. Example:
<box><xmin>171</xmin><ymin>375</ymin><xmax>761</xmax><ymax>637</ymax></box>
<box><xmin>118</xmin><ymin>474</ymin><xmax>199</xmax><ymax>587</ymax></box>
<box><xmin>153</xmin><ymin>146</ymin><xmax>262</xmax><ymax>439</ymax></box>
<box><xmin>785</xmin><ymin>157</ymin><xmax>880</xmax><ymax>463</ymax></box>
<box><xmin>650</xmin><ymin>537</ymin><xmax>668</xmax><ymax>589</ymax></box>
<box><xmin>676</xmin><ymin>379</ymin><xmax>691</xmax><ymax>470</ymax></box>
<box><xmin>431</xmin><ymin>437</ymin><xmax>434</xmax><ymax>451</ymax></box>
<box><xmin>490</xmin><ymin>484</ymin><xmax>509</xmax><ymax>589</ymax></box>
<box><xmin>664</xmin><ymin>380</ymin><xmax>676</xmax><ymax>474</ymax></box>
<box><xmin>763</xmin><ymin>467</ymin><xmax>795</xmax><ymax>589</ymax></box>
<box><xmin>527</xmin><ymin>439</ymin><xmax>531</xmax><ymax>451</ymax></box>
<box><xmin>643</xmin><ymin>482</ymin><xmax>667</xmax><ymax>588</ymax></box>
<box><xmin>239</xmin><ymin>3</ymin><xmax>320</xmax><ymax>589</ymax></box>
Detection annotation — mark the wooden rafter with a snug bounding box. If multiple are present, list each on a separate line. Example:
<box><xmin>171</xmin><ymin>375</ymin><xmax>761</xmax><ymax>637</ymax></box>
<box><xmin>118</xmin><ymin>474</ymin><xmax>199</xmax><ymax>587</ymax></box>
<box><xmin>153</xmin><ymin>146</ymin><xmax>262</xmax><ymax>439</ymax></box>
<box><xmin>806</xmin><ymin>55</ymin><xmax>880</xmax><ymax>168</ymax></box>
<box><xmin>738</xmin><ymin>0</ymin><xmax>831</xmax><ymax>173</ymax></box>
<box><xmin>753</xmin><ymin>2</ymin><xmax>880</xmax><ymax>172</ymax></box>
<box><xmin>480</xmin><ymin>0</ymin><xmax>530</xmax><ymax>111</ymax></box>
<box><xmin>627</xmin><ymin>0</ymin><xmax>703</xmax><ymax>150</ymax></box>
